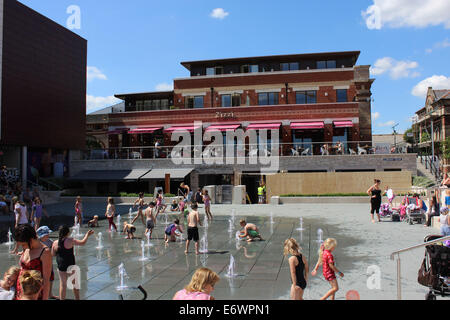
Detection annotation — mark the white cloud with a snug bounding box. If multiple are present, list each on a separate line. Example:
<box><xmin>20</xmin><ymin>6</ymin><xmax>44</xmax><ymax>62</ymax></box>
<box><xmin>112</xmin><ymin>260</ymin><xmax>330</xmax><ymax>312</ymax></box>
<box><xmin>372</xmin><ymin>112</ymin><xmax>380</xmax><ymax>121</ymax></box>
<box><xmin>362</xmin><ymin>0</ymin><xmax>450</xmax><ymax>30</ymax></box>
<box><xmin>371</xmin><ymin>57</ymin><xmax>419</xmax><ymax>79</ymax></box>
<box><xmin>378</xmin><ymin>120</ymin><xmax>396</xmax><ymax>127</ymax></box>
<box><xmin>155</xmin><ymin>83</ymin><xmax>173</xmax><ymax>91</ymax></box>
<box><xmin>86</xmin><ymin>95</ymin><xmax>120</xmax><ymax>113</ymax></box>
<box><xmin>411</xmin><ymin>75</ymin><xmax>450</xmax><ymax>98</ymax></box>
<box><xmin>425</xmin><ymin>48</ymin><xmax>433</xmax><ymax>54</ymax></box>
<box><xmin>425</xmin><ymin>38</ymin><xmax>450</xmax><ymax>53</ymax></box>
<box><xmin>87</xmin><ymin>66</ymin><xmax>107</xmax><ymax>82</ymax></box>
<box><xmin>210</xmin><ymin>8</ymin><xmax>229</xmax><ymax>20</ymax></box>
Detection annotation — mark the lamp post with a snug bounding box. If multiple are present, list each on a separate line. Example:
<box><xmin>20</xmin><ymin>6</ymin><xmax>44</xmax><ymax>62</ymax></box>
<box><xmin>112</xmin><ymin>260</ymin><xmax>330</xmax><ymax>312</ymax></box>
<box><xmin>392</xmin><ymin>123</ymin><xmax>399</xmax><ymax>153</ymax></box>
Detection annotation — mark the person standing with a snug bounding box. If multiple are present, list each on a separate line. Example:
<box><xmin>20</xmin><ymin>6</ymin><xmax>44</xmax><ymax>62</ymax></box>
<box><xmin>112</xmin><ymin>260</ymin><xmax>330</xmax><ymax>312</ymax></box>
<box><xmin>51</xmin><ymin>226</ymin><xmax>94</xmax><ymax>300</ymax></box>
<box><xmin>145</xmin><ymin>202</ymin><xmax>156</xmax><ymax>239</ymax></box>
<box><xmin>31</xmin><ymin>197</ymin><xmax>49</xmax><ymax>231</ymax></box>
<box><xmin>13</xmin><ymin>224</ymin><xmax>52</xmax><ymax>300</ymax></box>
<box><xmin>258</xmin><ymin>184</ymin><xmax>264</xmax><ymax>204</ymax></box>
<box><xmin>74</xmin><ymin>196</ymin><xmax>83</xmax><ymax>226</ymax></box>
<box><xmin>132</xmin><ymin>192</ymin><xmax>146</xmax><ymax>226</ymax></box>
<box><xmin>105</xmin><ymin>197</ymin><xmax>118</xmax><ymax>232</ymax></box>
<box><xmin>202</xmin><ymin>190</ymin><xmax>212</xmax><ymax>222</ymax></box>
<box><xmin>367</xmin><ymin>179</ymin><xmax>382</xmax><ymax>223</ymax></box>
<box><xmin>10</xmin><ymin>197</ymin><xmax>29</xmax><ymax>254</ymax></box>
<box><xmin>185</xmin><ymin>203</ymin><xmax>202</xmax><ymax>255</ymax></box>
<box><xmin>283</xmin><ymin>238</ymin><xmax>308</xmax><ymax>300</ymax></box>
<box><xmin>180</xmin><ymin>183</ymin><xmax>191</xmax><ymax>204</ymax></box>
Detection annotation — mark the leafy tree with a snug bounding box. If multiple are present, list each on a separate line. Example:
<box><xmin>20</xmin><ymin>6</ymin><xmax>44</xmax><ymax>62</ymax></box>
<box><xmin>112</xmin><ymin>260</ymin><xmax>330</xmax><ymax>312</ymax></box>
<box><xmin>403</xmin><ymin>128</ymin><xmax>414</xmax><ymax>144</ymax></box>
<box><xmin>440</xmin><ymin>137</ymin><xmax>450</xmax><ymax>160</ymax></box>
<box><xmin>421</xmin><ymin>131</ymin><xmax>430</xmax><ymax>143</ymax></box>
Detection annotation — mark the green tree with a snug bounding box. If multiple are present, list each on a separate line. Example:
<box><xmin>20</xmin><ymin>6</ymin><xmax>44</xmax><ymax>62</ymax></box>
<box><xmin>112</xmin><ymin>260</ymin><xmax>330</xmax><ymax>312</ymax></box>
<box><xmin>403</xmin><ymin>128</ymin><xmax>414</xmax><ymax>144</ymax></box>
<box><xmin>440</xmin><ymin>137</ymin><xmax>450</xmax><ymax>160</ymax></box>
<box><xmin>421</xmin><ymin>131</ymin><xmax>430</xmax><ymax>143</ymax></box>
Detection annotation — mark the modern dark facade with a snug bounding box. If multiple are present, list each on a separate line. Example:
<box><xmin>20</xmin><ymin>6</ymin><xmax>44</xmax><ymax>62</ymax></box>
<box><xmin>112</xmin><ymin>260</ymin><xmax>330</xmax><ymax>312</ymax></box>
<box><xmin>0</xmin><ymin>0</ymin><xmax>87</xmax><ymax>185</ymax></box>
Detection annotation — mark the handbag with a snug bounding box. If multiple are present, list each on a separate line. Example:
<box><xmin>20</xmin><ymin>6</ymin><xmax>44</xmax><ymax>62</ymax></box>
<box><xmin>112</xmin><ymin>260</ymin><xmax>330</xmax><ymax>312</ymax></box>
<box><xmin>417</xmin><ymin>251</ymin><xmax>438</xmax><ymax>288</ymax></box>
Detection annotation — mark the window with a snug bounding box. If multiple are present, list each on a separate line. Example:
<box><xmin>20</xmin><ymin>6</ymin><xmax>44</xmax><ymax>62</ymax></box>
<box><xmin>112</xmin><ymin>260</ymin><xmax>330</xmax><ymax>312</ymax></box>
<box><xmin>185</xmin><ymin>97</ymin><xmax>194</xmax><ymax>109</ymax></box>
<box><xmin>241</xmin><ymin>65</ymin><xmax>250</xmax><ymax>73</ymax></box>
<box><xmin>336</xmin><ymin>89</ymin><xmax>347</xmax><ymax>102</ymax></box>
<box><xmin>317</xmin><ymin>61</ymin><xmax>326</xmax><ymax>69</ymax></box>
<box><xmin>222</xmin><ymin>95</ymin><xmax>231</xmax><ymax>107</ymax></box>
<box><xmin>258</xmin><ymin>92</ymin><xmax>279</xmax><ymax>106</ymax></box>
<box><xmin>296</xmin><ymin>91</ymin><xmax>316</xmax><ymax>104</ymax></box>
<box><xmin>326</xmin><ymin>60</ymin><xmax>336</xmax><ymax>68</ymax></box>
<box><xmin>206</xmin><ymin>67</ymin><xmax>215</xmax><ymax>76</ymax></box>
<box><xmin>317</xmin><ymin>60</ymin><xmax>336</xmax><ymax>69</ymax></box>
<box><xmin>194</xmin><ymin>96</ymin><xmax>204</xmax><ymax>108</ymax></box>
<box><xmin>281</xmin><ymin>62</ymin><xmax>299</xmax><ymax>71</ymax></box>
<box><xmin>250</xmin><ymin>65</ymin><xmax>259</xmax><ymax>73</ymax></box>
<box><xmin>215</xmin><ymin>66</ymin><xmax>224</xmax><ymax>75</ymax></box>
<box><xmin>232</xmin><ymin>94</ymin><xmax>241</xmax><ymax>107</ymax></box>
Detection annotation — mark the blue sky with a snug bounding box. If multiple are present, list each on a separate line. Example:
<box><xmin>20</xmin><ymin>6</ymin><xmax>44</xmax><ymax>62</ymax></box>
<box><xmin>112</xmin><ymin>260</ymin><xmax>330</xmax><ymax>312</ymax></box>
<box><xmin>20</xmin><ymin>0</ymin><xmax>450</xmax><ymax>134</ymax></box>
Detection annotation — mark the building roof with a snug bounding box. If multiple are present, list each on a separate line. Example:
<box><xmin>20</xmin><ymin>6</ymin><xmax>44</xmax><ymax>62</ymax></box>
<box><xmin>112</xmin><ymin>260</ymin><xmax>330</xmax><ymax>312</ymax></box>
<box><xmin>88</xmin><ymin>102</ymin><xmax>125</xmax><ymax>115</ymax></box>
<box><xmin>434</xmin><ymin>90</ymin><xmax>450</xmax><ymax>101</ymax></box>
<box><xmin>114</xmin><ymin>91</ymin><xmax>174</xmax><ymax>101</ymax></box>
<box><xmin>180</xmin><ymin>51</ymin><xmax>361</xmax><ymax>71</ymax></box>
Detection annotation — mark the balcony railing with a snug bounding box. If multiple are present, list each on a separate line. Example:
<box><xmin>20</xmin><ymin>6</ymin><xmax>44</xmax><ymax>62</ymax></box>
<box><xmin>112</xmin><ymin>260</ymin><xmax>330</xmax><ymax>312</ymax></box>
<box><xmin>79</xmin><ymin>141</ymin><xmax>410</xmax><ymax>161</ymax></box>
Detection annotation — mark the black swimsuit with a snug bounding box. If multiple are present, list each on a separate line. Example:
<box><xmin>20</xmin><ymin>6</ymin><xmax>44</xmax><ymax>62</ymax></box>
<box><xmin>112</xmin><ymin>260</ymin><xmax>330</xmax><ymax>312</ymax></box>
<box><xmin>293</xmin><ymin>255</ymin><xmax>307</xmax><ymax>290</ymax></box>
<box><xmin>371</xmin><ymin>189</ymin><xmax>382</xmax><ymax>214</ymax></box>
<box><xmin>56</xmin><ymin>238</ymin><xmax>75</xmax><ymax>272</ymax></box>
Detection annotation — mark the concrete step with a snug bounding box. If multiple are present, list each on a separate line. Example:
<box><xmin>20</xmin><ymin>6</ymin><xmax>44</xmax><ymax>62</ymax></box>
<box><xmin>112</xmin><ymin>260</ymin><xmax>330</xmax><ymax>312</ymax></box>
<box><xmin>416</xmin><ymin>158</ymin><xmax>438</xmax><ymax>183</ymax></box>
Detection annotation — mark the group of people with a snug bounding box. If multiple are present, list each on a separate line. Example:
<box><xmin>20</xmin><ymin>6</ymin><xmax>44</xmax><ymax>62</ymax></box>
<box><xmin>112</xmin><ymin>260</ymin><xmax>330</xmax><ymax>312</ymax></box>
<box><xmin>172</xmin><ymin>237</ymin><xmax>342</xmax><ymax>301</ymax></box>
<box><xmin>366</xmin><ymin>179</ymin><xmax>450</xmax><ymax>236</ymax></box>
<box><xmin>1</xmin><ymin>223</ymin><xmax>95</xmax><ymax>300</ymax></box>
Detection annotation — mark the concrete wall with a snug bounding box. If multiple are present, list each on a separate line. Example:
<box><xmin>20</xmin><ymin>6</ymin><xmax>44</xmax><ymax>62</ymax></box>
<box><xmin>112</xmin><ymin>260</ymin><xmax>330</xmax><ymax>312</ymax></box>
<box><xmin>266</xmin><ymin>171</ymin><xmax>412</xmax><ymax>198</ymax></box>
<box><xmin>70</xmin><ymin>153</ymin><xmax>417</xmax><ymax>177</ymax></box>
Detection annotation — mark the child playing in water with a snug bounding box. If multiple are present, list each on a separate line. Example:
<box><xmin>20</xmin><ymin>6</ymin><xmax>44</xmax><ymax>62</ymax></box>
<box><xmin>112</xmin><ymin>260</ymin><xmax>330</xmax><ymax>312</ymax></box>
<box><xmin>88</xmin><ymin>215</ymin><xmax>99</xmax><ymax>228</ymax></box>
<box><xmin>123</xmin><ymin>222</ymin><xmax>136</xmax><ymax>239</ymax></box>
<box><xmin>311</xmin><ymin>238</ymin><xmax>344</xmax><ymax>300</ymax></box>
<box><xmin>202</xmin><ymin>190</ymin><xmax>212</xmax><ymax>221</ymax></box>
<box><xmin>185</xmin><ymin>203</ymin><xmax>202</xmax><ymax>255</ymax></box>
<box><xmin>105</xmin><ymin>197</ymin><xmax>118</xmax><ymax>232</ymax></box>
<box><xmin>0</xmin><ymin>266</ymin><xmax>20</xmax><ymax>300</ymax></box>
<box><xmin>145</xmin><ymin>202</ymin><xmax>156</xmax><ymax>239</ymax></box>
<box><xmin>283</xmin><ymin>238</ymin><xmax>308</xmax><ymax>300</ymax></box>
<box><xmin>239</xmin><ymin>219</ymin><xmax>264</xmax><ymax>242</ymax></box>
<box><xmin>74</xmin><ymin>196</ymin><xmax>83</xmax><ymax>226</ymax></box>
<box><xmin>173</xmin><ymin>267</ymin><xmax>220</xmax><ymax>300</ymax></box>
<box><xmin>165</xmin><ymin>219</ymin><xmax>184</xmax><ymax>243</ymax></box>
<box><xmin>170</xmin><ymin>199</ymin><xmax>179</xmax><ymax>212</ymax></box>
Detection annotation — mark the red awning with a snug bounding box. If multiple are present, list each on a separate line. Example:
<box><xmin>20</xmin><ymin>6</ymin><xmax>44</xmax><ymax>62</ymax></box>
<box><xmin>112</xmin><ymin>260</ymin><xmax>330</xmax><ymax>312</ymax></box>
<box><xmin>247</xmin><ymin>123</ymin><xmax>281</xmax><ymax>130</ymax></box>
<box><xmin>164</xmin><ymin>126</ymin><xmax>201</xmax><ymax>133</ymax></box>
<box><xmin>107</xmin><ymin>128</ymin><xmax>129</xmax><ymax>135</ymax></box>
<box><xmin>206</xmin><ymin>124</ymin><xmax>241</xmax><ymax>132</ymax></box>
<box><xmin>290</xmin><ymin>122</ymin><xmax>324</xmax><ymax>130</ymax></box>
<box><xmin>128</xmin><ymin>127</ymin><xmax>163</xmax><ymax>134</ymax></box>
<box><xmin>333</xmin><ymin>121</ymin><xmax>353</xmax><ymax>128</ymax></box>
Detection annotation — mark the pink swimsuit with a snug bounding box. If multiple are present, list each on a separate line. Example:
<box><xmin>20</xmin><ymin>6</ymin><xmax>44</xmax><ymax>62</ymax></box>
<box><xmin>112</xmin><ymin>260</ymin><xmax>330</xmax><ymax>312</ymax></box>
<box><xmin>174</xmin><ymin>289</ymin><xmax>211</xmax><ymax>300</ymax></box>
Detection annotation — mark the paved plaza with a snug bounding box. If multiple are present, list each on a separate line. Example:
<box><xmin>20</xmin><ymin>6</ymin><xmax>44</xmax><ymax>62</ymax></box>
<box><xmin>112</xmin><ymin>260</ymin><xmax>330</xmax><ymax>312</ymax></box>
<box><xmin>0</xmin><ymin>202</ymin><xmax>437</xmax><ymax>300</ymax></box>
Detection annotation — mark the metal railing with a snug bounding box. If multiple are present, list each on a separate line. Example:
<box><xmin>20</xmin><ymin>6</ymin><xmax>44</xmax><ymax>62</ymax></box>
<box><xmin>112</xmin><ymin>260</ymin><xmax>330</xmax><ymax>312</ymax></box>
<box><xmin>80</xmin><ymin>141</ymin><xmax>412</xmax><ymax>161</ymax></box>
<box><xmin>420</xmin><ymin>155</ymin><xmax>440</xmax><ymax>180</ymax></box>
<box><xmin>390</xmin><ymin>235</ymin><xmax>450</xmax><ymax>300</ymax></box>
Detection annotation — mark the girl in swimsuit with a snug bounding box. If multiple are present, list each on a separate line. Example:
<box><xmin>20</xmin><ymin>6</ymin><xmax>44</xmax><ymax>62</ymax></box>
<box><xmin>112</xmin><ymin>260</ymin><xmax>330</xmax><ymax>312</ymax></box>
<box><xmin>367</xmin><ymin>179</ymin><xmax>382</xmax><ymax>223</ymax></box>
<box><xmin>105</xmin><ymin>197</ymin><xmax>118</xmax><ymax>232</ymax></box>
<box><xmin>13</xmin><ymin>224</ymin><xmax>52</xmax><ymax>300</ymax></box>
<box><xmin>74</xmin><ymin>196</ymin><xmax>83</xmax><ymax>226</ymax></box>
<box><xmin>284</xmin><ymin>238</ymin><xmax>308</xmax><ymax>300</ymax></box>
<box><xmin>202</xmin><ymin>190</ymin><xmax>212</xmax><ymax>221</ymax></box>
<box><xmin>31</xmin><ymin>197</ymin><xmax>48</xmax><ymax>231</ymax></box>
<box><xmin>132</xmin><ymin>192</ymin><xmax>146</xmax><ymax>226</ymax></box>
<box><xmin>51</xmin><ymin>226</ymin><xmax>94</xmax><ymax>300</ymax></box>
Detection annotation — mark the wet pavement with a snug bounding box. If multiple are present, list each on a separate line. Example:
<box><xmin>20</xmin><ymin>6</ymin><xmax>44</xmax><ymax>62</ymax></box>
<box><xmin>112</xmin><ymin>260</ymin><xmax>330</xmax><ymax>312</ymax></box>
<box><xmin>0</xmin><ymin>202</ymin><xmax>440</xmax><ymax>300</ymax></box>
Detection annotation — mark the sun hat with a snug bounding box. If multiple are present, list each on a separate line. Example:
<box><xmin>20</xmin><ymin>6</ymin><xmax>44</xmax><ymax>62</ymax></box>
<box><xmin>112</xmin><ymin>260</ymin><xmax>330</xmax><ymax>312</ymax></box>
<box><xmin>440</xmin><ymin>207</ymin><xmax>449</xmax><ymax>214</ymax></box>
<box><xmin>36</xmin><ymin>226</ymin><xmax>52</xmax><ymax>238</ymax></box>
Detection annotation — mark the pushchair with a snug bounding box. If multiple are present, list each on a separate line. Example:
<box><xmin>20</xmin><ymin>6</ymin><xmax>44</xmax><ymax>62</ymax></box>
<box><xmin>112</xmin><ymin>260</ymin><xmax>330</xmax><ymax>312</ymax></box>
<box><xmin>404</xmin><ymin>196</ymin><xmax>426</xmax><ymax>225</ymax></box>
<box><xmin>418</xmin><ymin>235</ymin><xmax>450</xmax><ymax>300</ymax></box>
<box><xmin>379</xmin><ymin>203</ymin><xmax>393</xmax><ymax>220</ymax></box>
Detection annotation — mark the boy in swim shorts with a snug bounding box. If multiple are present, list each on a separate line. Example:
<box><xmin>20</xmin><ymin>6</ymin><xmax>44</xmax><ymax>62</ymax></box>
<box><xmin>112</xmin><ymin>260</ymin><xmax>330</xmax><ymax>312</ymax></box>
<box><xmin>239</xmin><ymin>219</ymin><xmax>263</xmax><ymax>242</ymax></box>
<box><xmin>145</xmin><ymin>202</ymin><xmax>156</xmax><ymax>239</ymax></box>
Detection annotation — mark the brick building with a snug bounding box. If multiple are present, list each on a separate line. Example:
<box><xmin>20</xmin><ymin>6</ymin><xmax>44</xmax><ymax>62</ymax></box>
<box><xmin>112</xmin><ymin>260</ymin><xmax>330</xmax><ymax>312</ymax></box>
<box><xmin>80</xmin><ymin>51</ymin><xmax>390</xmax><ymax>200</ymax></box>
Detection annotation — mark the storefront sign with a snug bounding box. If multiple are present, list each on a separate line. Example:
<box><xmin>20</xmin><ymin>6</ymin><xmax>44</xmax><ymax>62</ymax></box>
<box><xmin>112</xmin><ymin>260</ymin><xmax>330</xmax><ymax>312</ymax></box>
<box><xmin>215</xmin><ymin>112</ymin><xmax>236</xmax><ymax>119</ymax></box>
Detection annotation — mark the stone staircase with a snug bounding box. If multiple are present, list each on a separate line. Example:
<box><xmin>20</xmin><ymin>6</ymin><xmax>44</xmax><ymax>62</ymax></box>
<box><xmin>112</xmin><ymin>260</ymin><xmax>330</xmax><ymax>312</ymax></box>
<box><xmin>416</xmin><ymin>157</ymin><xmax>438</xmax><ymax>185</ymax></box>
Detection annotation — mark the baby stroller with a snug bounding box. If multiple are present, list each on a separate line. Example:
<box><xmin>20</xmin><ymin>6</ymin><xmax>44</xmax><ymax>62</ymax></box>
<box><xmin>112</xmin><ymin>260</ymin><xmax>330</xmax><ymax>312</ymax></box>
<box><xmin>404</xmin><ymin>196</ymin><xmax>426</xmax><ymax>225</ymax></box>
<box><xmin>379</xmin><ymin>203</ymin><xmax>393</xmax><ymax>220</ymax></box>
<box><xmin>118</xmin><ymin>285</ymin><xmax>147</xmax><ymax>300</ymax></box>
<box><xmin>418</xmin><ymin>235</ymin><xmax>450</xmax><ymax>300</ymax></box>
